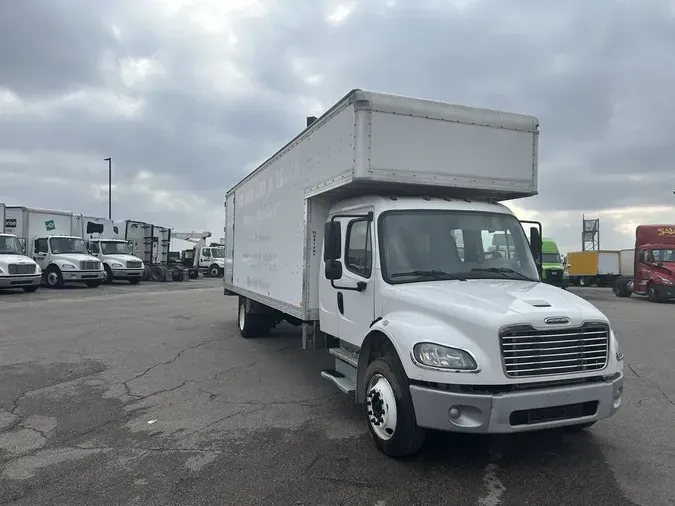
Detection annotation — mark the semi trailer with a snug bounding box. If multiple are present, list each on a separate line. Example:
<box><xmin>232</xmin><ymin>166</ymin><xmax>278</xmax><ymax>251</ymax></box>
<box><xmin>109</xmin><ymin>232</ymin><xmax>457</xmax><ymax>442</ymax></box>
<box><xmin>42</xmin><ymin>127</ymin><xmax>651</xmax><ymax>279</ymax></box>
<box><xmin>566</xmin><ymin>250</ymin><xmax>621</xmax><ymax>287</ymax></box>
<box><xmin>4</xmin><ymin>207</ymin><xmax>105</xmax><ymax>288</ymax></box>
<box><xmin>613</xmin><ymin>225</ymin><xmax>675</xmax><ymax>301</ymax></box>
<box><xmin>223</xmin><ymin>90</ymin><xmax>624</xmax><ymax>458</ymax></box>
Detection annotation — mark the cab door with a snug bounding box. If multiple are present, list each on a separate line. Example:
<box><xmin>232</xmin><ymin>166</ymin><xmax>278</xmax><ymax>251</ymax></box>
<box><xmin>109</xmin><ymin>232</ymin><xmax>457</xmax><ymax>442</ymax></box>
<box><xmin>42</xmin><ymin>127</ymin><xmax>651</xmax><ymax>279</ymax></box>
<box><xmin>335</xmin><ymin>214</ymin><xmax>376</xmax><ymax>347</ymax></box>
<box><xmin>634</xmin><ymin>248</ymin><xmax>650</xmax><ymax>292</ymax></box>
<box><xmin>33</xmin><ymin>238</ymin><xmax>49</xmax><ymax>270</ymax></box>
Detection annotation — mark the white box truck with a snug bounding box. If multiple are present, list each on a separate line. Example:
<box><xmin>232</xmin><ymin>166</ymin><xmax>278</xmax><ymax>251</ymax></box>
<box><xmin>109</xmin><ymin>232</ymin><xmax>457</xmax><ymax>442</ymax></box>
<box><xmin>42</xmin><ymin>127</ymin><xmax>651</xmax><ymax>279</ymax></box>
<box><xmin>0</xmin><ymin>203</ymin><xmax>42</xmax><ymax>293</ymax></box>
<box><xmin>4</xmin><ymin>207</ymin><xmax>105</xmax><ymax>288</ymax></box>
<box><xmin>73</xmin><ymin>215</ymin><xmax>145</xmax><ymax>284</ymax></box>
<box><xmin>223</xmin><ymin>90</ymin><xmax>624</xmax><ymax>458</ymax></box>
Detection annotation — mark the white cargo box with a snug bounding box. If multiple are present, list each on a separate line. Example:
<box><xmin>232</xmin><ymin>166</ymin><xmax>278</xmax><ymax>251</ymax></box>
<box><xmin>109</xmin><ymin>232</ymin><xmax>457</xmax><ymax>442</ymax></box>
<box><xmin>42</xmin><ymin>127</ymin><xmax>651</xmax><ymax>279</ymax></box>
<box><xmin>598</xmin><ymin>251</ymin><xmax>620</xmax><ymax>275</ymax></box>
<box><xmin>224</xmin><ymin>89</ymin><xmax>540</xmax><ymax>319</ymax></box>
<box><xmin>4</xmin><ymin>207</ymin><xmax>76</xmax><ymax>241</ymax></box>
<box><xmin>620</xmin><ymin>249</ymin><xmax>635</xmax><ymax>276</ymax></box>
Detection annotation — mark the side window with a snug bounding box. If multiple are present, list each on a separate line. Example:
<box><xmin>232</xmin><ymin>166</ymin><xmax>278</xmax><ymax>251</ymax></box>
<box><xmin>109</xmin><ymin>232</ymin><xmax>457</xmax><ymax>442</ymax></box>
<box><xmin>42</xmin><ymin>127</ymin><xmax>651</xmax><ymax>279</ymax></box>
<box><xmin>35</xmin><ymin>238</ymin><xmax>48</xmax><ymax>253</ymax></box>
<box><xmin>88</xmin><ymin>242</ymin><xmax>100</xmax><ymax>254</ymax></box>
<box><xmin>450</xmin><ymin>229</ymin><xmax>465</xmax><ymax>261</ymax></box>
<box><xmin>345</xmin><ymin>219</ymin><xmax>372</xmax><ymax>278</ymax></box>
<box><xmin>639</xmin><ymin>249</ymin><xmax>649</xmax><ymax>263</ymax></box>
<box><xmin>202</xmin><ymin>248</ymin><xmax>211</xmax><ymax>258</ymax></box>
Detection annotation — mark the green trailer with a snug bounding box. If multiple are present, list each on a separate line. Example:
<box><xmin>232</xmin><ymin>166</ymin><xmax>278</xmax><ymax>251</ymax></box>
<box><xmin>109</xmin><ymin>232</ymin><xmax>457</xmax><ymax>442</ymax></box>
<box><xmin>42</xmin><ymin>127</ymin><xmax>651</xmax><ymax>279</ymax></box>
<box><xmin>541</xmin><ymin>237</ymin><xmax>568</xmax><ymax>288</ymax></box>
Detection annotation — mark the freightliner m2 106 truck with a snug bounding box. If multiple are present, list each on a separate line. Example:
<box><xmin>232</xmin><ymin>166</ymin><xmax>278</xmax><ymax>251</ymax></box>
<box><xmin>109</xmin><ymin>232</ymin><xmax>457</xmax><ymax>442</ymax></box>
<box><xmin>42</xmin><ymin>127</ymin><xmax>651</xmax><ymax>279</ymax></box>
<box><xmin>613</xmin><ymin>225</ymin><xmax>675</xmax><ymax>302</ymax></box>
<box><xmin>223</xmin><ymin>90</ymin><xmax>624</xmax><ymax>458</ymax></box>
<box><xmin>0</xmin><ymin>203</ymin><xmax>42</xmax><ymax>292</ymax></box>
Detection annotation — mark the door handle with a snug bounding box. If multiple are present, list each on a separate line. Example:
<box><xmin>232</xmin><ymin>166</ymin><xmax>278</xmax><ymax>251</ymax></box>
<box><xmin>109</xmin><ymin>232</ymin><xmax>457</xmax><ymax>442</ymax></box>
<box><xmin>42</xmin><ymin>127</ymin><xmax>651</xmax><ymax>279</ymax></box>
<box><xmin>337</xmin><ymin>292</ymin><xmax>344</xmax><ymax>315</ymax></box>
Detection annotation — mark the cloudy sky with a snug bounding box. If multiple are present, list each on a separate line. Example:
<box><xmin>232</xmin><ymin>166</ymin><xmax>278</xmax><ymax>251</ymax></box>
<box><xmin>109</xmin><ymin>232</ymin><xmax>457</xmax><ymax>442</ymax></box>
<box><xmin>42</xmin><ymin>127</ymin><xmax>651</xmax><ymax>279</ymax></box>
<box><xmin>1</xmin><ymin>0</ymin><xmax>674</xmax><ymax>255</ymax></box>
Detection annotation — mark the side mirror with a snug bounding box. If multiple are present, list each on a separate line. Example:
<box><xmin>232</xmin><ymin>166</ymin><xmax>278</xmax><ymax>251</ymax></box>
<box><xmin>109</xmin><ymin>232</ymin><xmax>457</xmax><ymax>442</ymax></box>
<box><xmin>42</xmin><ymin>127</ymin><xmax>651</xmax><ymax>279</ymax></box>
<box><xmin>324</xmin><ymin>259</ymin><xmax>343</xmax><ymax>280</ymax></box>
<box><xmin>529</xmin><ymin>227</ymin><xmax>542</xmax><ymax>259</ymax></box>
<box><xmin>324</xmin><ymin>221</ymin><xmax>342</xmax><ymax>261</ymax></box>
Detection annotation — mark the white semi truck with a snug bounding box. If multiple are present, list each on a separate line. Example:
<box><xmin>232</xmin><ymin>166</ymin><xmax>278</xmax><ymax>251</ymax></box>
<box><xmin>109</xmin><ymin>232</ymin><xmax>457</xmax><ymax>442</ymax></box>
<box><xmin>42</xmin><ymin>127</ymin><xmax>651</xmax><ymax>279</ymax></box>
<box><xmin>73</xmin><ymin>215</ymin><xmax>145</xmax><ymax>284</ymax></box>
<box><xmin>4</xmin><ymin>207</ymin><xmax>105</xmax><ymax>288</ymax></box>
<box><xmin>0</xmin><ymin>203</ymin><xmax>42</xmax><ymax>292</ymax></box>
<box><xmin>223</xmin><ymin>90</ymin><xmax>624</xmax><ymax>458</ymax></box>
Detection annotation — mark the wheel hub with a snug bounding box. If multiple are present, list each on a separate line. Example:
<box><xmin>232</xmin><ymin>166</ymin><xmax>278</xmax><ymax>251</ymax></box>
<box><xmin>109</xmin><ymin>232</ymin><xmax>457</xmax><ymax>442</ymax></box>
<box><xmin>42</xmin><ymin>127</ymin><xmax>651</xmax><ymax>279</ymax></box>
<box><xmin>366</xmin><ymin>375</ymin><xmax>398</xmax><ymax>441</ymax></box>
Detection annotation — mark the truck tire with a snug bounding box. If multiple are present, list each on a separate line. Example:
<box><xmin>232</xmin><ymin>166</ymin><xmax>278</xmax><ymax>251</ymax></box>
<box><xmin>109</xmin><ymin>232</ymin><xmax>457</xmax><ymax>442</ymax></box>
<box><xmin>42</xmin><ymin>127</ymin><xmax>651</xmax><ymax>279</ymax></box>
<box><xmin>151</xmin><ymin>266</ymin><xmax>164</xmax><ymax>282</ymax></box>
<box><xmin>647</xmin><ymin>283</ymin><xmax>661</xmax><ymax>303</ymax></box>
<box><xmin>103</xmin><ymin>264</ymin><xmax>114</xmax><ymax>284</ymax></box>
<box><xmin>613</xmin><ymin>279</ymin><xmax>631</xmax><ymax>298</ymax></box>
<box><xmin>22</xmin><ymin>286</ymin><xmax>39</xmax><ymax>293</ymax></box>
<box><xmin>189</xmin><ymin>269</ymin><xmax>199</xmax><ymax>279</ymax></box>
<box><xmin>44</xmin><ymin>266</ymin><xmax>64</xmax><ymax>288</ymax></box>
<box><xmin>208</xmin><ymin>264</ymin><xmax>220</xmax><ymax>278</ymax></box>
<box><xmin>171</xmin><ymin>268</ymin><xmax>183</xmax><ymax>281</ymax></box>
<box><xmin>579</xmin><ymin>277</ymin><xmax>591</xmax><ymax>287</ymax></box>
<box><xmin>86</xmin><ymin>280</ymin><xmax>101</xmax><ymax>288</ymax></box>
<box><xmin>238</xmin><ymin>298</ymin><xmax>258</xmax><ymax>338</ymax></box>
<box><xmin>143</xmin><ymin>265</ymin><xmax>151</xmax><ymax>281</ymax></box>
<box><xmin>363</xmin><ymin>355</ymin><xmax>426</xmax><ymax>458</ymax></box>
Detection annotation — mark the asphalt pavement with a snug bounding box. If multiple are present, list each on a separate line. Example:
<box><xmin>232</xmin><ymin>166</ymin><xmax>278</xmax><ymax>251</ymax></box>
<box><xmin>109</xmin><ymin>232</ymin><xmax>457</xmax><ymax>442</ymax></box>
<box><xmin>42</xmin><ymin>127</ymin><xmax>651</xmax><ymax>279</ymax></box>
<box><xmin>0</xmin><ymin>280</ymin><xmax>673</xmax><ymax>505</ymax></box>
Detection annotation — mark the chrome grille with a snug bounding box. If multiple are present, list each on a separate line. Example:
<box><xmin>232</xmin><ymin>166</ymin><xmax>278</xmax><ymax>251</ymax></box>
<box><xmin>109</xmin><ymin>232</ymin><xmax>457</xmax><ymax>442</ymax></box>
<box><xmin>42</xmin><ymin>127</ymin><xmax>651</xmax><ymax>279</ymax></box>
<box><xmin>500</xmin><ymin>322</ymin><xmax>609</xmax><ymax>378</ymax></box>
<box><xmin>80</xmin><ymin>260</ymin><xmax>101</xmax><ymax>270</ymax></box>
<box><xmin>126</xmin><ymin>260</ymin><xmax>142</xmax><ymax>269</ymax></box>
<box><xmin>8</xmin><ymin>264</ymin><xmax>36</xmax><ymax>275</ymax></box>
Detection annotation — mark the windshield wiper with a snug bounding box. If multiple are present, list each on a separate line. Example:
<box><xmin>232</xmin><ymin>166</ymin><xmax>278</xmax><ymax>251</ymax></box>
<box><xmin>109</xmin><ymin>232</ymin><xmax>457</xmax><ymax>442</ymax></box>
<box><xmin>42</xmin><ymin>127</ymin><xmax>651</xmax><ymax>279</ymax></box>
<box><xmin>471</xmin><ymin>267</ymin><xmax>537</xmax><ymax>282</ymax></box>
<box><xmin>391</xmin><ymin>269</ymin><xmax>466</xmax><ymax>281</ymax></box>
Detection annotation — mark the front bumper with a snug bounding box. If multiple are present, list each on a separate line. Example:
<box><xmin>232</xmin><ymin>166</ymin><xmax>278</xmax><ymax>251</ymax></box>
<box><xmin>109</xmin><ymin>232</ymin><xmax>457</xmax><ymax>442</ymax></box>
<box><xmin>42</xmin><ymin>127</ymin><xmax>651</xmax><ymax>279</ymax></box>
<box><xmin>62</xmin><ymin>270</ymin><xmax>105</xmax><ymax>282</ymax></box>
<box><xmin>653</xmin><ymin>284</ymin><xmax>675</xmax><ymax>299</ymax></box>
<box><xmin>410</xmin><ymin>373</ymin><xmax>623</xmax><ymax>433</ymax></box>
<box><xmin>0</xmin><ymin>275</ymin><xmax>42</xmax><ymax>288</ymax></box>
<box><xmin>111</xmin><ymin>268</ymin><xmax>144</xmax><ymax>279</ymax></box>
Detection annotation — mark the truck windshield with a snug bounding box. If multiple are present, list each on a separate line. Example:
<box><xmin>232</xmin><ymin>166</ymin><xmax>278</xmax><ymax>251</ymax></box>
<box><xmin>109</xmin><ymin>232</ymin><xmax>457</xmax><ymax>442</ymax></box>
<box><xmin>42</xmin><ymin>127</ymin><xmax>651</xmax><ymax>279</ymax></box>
<box><xmin>50</xmin><ymin>237</ymin><xmax>87</xmax><ymax>254</ymax></box>
<box><xmin>379</xmin><ymin>210</ymin><xmax>539</xmax><ymax>283</ymax></box>
<box><xmin>211</xmin><ymin>248</ymin><xmax>225</xmax><ymax>258</ymax></box>
<box><xmin>100</xmin><ymin>241</ymin><xmax>129</xmax><ymax>255</ymax></box>
<box><xmin>652</xmin><ymin>249</ymin><xmax>675</xmax><ymax>262</ymax></box>
<box><xmin>542</xmin><ymin>253</ymin><xmax>561</xmax><ymax>263</ymax></box>
<box><xmin>0</xmin><ymin>236</ymin><xmax>24</xmax><ymax>255</ymax></box>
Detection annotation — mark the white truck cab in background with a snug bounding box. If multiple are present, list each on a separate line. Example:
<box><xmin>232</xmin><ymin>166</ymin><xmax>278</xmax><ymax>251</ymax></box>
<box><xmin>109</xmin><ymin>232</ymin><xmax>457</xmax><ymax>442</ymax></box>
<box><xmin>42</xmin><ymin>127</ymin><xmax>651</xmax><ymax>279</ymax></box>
<box><xmin>223</xmin><ymin>90</ymin><xmax>624</xmax><ymax>458</ymax></box>
<box><xmin>4</xmin><ymin>207</ymin><xmax>105</xmax><ymax>288</ymax></box>
<box><xmin>73</xmin><ymin>215</ymin><xmax>145</xmax><ymax>284</ymax></box>
<box><xmin>1</xmin><ymin>203</ymin><xmax>42</xmax><ymax>292</ymax></box>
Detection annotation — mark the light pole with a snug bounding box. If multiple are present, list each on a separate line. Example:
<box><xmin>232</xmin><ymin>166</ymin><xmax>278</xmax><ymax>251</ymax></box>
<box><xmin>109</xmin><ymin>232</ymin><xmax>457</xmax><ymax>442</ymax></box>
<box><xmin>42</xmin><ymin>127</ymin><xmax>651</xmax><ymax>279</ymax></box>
<box><xmin>104</xmin><ymin>157</ymin><xmax>111</xmax><ymax>219</ymax></box>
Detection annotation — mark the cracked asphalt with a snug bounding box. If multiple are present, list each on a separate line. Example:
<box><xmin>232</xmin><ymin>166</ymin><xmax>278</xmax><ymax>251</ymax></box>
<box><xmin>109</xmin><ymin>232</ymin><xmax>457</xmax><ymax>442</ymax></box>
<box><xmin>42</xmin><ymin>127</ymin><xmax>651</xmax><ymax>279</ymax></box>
<box><xmin>0</xmin><ymin>281</ymin><xmax>673</xmax><ymax>505</ymax></box>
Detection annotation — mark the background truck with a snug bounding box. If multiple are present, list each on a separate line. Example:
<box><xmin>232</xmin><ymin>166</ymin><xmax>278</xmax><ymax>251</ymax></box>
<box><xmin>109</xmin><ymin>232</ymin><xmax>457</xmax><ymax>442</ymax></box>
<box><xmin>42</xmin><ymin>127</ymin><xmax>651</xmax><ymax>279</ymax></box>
<box><xmin>114</xmin><ymin>220</ymin><xmax>173</xmax><ymax>281</ymax></box>
<box><xmin>172</xmin><ymin>231</ymin><xmax>225</xmax><ymax>278</ymax></box>
<box><xmin>614</xmin><ymin>225</ymin><xmax>675</xmax><ymax>301</ymax></box>
<box><xmin>73</xmin><ymin>215</ymin><xmax>145</xmax><ymax>284</ymax></box>
<box><xmin>0</xmin><ymin>203</ymin><xmax>42</xmax><ymax>293</ymax></box>
<box><xmin>223</xmin><ymin>89</ymin><xmax>624</xmax><ymax>458</ymax></box>
<box><xmin>541</xmin><ymin>237</ymin><xmax>568</xmax><ymax>288</ymax></box>
<box><xmin>4</xmin><ymin>206</ymin><xmax>105</xmax><ymax>288</ymax></box>
<box><xmin>566</xmin><ymin>250</ymin><xmax>621</xmax><ymax>287</ymax></box>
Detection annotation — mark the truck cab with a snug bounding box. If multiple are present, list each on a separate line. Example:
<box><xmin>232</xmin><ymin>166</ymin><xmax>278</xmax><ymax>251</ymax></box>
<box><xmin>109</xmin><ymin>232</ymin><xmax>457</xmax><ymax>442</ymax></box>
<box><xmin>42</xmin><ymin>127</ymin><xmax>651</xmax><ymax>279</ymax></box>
<box><xmin>320</xmin><ymin>196</ymin><xmax>623</xmax><ymax>456</ymax></box>
<box><xmin>615</xmin><ymin>225</ymin><xmax>675</xmax><ymax>301</ymax></box>
<box><xmin>32</xmin><ymin>235</ymin><xmax>105</xmax><ymax>288</ymax></box>
<box><xmin>86</xmin><ymin>238</ymin><xmax>144</xmax><ymax>285</ymax></box>
<box><xmin>0</xmin><ymin>233</ymin><xmax>42</xmax><ymax>293</ymax></box>
<box><xmin>541</xmin><ymin>237</ymin><xmax>568</xmax><ymax>288</ymax></box>
<box><xmin>193</xmin><ymin>245</ymin><xmax>225</xmax><ymax>277</ymax></box>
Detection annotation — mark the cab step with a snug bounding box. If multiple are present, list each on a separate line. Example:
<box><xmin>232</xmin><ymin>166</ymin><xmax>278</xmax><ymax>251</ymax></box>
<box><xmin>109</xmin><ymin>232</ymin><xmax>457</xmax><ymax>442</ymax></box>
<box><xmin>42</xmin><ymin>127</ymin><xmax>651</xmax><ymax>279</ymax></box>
<box><xmin>329</xmin><ymin>347</ymin><xmax>359</xmax><ymax>368</ymax></box>
<box><xmin>320</xmin><ymin>369</ymin><xmax>355</xmax><ymax>395</ymax></box>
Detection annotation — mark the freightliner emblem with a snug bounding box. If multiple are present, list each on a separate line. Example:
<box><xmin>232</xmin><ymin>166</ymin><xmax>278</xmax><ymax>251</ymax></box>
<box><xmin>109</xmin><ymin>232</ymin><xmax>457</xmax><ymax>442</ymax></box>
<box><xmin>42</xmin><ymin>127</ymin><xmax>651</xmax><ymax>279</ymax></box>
<box><xmin>544</xmin><ymin>317</ymin><xmax>570</xmax><ymax>325</ymax></box>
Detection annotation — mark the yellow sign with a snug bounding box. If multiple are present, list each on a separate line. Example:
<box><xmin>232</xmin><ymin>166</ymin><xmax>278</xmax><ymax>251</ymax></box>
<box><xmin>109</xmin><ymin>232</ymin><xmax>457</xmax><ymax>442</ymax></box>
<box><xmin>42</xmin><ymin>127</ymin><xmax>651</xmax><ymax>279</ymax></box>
<box><xmin>658</xmin><ymin>227</ymin><xmax>675</xmax><ymax>236</ymax></box>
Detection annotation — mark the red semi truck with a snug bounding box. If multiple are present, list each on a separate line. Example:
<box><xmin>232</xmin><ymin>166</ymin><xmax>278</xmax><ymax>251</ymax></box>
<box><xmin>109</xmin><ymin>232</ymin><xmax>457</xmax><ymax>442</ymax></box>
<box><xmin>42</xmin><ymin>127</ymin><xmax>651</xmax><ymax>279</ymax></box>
<box><xmin>614</xmin><ymin>225</ymin><xmax>675</xmax><ymax>302</ymax></box>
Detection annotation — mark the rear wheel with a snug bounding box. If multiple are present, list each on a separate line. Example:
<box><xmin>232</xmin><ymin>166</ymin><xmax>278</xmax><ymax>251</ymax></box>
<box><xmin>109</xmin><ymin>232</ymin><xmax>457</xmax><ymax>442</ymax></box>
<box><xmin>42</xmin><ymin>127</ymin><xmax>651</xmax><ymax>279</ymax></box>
<box><xmin>238</xmin><ymin>298</ymin><xmax>257</xmax><ymax>338</ymax></box>
<box><xmin>579</xmin><ymin>277</ymin><xmax>591</xmax><ymax>287</ymax></box>
<box><xmin>363</xmin><ymin>355</ymin><xmax>426</xmax><ymax>458</ymax></box>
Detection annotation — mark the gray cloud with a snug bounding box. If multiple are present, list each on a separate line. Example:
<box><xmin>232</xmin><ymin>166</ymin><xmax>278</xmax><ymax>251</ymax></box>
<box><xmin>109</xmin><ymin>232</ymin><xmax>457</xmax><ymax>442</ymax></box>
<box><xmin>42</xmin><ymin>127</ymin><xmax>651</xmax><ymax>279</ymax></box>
<box><xmin>1</xmin><ymin>0</ymin><xmax>674</xmax><ymax>248</ymax></box>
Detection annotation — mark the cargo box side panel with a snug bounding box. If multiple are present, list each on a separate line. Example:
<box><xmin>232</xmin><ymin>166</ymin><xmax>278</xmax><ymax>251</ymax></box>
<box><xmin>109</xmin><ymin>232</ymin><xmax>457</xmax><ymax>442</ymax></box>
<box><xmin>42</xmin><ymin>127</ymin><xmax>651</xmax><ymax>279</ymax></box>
<box><xmin>27</xmin><ymin>211</ymin><xmax>74</xmax><ymax>239</ymax></box>
<box><xmin>567</xmin><ymin>251</ymin><xmax>599</xmax><ymax>276</ymax></box>
<box><xmin>619</xmin><ymin>249</ymin><xmax>634</xmax><ymax>276</ymax></box>
<box><xmin>364</xmin><ymin>109</ymin><xmax>537</xmax><ymax>197</ymax></box>
<box><xmin>3</xmin><ymin>208</ymin><xmax>25</xmax><ymax>238</ymax></box>
<box><xmin>598</xmin><ymin>251</ymin><xmax>620</xmax><ymax>275</ymax></box>
<box><xmin>303</xmin><ymin>196</ymin><xmax>334</xmax><ymax>320</ymax></box>
<box><xmin>228</xmin><ymin>104</ymin><xmax>357</xmax><ymax>316</ymax></box>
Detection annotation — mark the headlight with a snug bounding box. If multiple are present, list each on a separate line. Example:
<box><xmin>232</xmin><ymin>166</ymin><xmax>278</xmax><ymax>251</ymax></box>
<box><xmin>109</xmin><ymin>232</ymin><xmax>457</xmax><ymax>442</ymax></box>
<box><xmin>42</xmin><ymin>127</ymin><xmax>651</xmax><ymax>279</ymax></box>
<box><xmin>660</xmin><ymin>278</ymin><xmax>672</xmax><ymax>285</ymax></box>
<box><xmin>61</xmin><ymin>264</ymin><xmax>76</xmax><ymax>270</ymax></box>
<box><xmin>412</xmin><ymin>343</ymin><xmax>478</xmax><ymax>371</ymax></box>
<box><xmin>615</xmin><ymin>339</ymin><xmax>624</xmax><ymax>361</ymax></box>
<box><xmin>110</xmin><ymin>262</ymin><xmax>124</xmax><ymax>268</ymax></box>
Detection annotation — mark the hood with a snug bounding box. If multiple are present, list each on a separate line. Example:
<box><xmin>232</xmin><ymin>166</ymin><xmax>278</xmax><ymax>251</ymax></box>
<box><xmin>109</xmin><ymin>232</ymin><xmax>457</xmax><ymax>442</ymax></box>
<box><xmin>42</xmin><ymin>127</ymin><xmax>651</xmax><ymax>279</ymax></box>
<box><xmin>656</xmin><ymin>262</ymin><xmax>675</xmax><ymax>277</ymax></box>
<box><xmin>101</xmin><ymin>254</ymin><xmax>143</xmax><ymax>263</ymax></box>
<box><xmin>0</xmin><ymin>254</ymin><xmax>38</xmax><ymax>267</ymax></box>
<box><xmin>382</xmin><ymin>279</ymin><xmax>607</xmax><ymax>331</ymax></box>
<box><xmin>53</xmin><ymin>253</ymin><xmax>101</xmax><ymax>265</ymax></box>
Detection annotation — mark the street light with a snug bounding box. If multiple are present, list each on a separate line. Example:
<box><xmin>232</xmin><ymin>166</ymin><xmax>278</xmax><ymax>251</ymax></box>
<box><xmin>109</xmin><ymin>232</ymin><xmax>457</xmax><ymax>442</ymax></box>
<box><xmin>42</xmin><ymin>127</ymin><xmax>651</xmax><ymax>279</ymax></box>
<box><xmin>104</xmin><ymin>157</ymin><xmax>111</xmax><ymax>219</ymax></box>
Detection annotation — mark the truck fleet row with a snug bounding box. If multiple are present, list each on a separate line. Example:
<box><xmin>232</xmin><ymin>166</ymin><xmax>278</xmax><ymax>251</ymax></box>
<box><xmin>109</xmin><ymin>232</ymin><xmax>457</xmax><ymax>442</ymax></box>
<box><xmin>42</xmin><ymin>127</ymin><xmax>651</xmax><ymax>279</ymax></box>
<box><xmin>222</xmin><ymin>89</ymin><xmax>625</xmax><ymax>458</ymax></box>
<box><xmin>0</xmin><ymin>205</ymin><xmax>224</xmax><ymax>293</ymax></box>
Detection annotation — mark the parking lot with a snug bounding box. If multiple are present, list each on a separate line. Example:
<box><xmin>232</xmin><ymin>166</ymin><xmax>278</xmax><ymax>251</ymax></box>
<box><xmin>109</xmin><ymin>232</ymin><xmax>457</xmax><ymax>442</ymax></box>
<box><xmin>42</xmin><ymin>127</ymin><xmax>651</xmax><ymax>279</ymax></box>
<box><xmin>0</xmin><ymin>281</ymin><xmax>673</xmax><ymax>505</ymax></box>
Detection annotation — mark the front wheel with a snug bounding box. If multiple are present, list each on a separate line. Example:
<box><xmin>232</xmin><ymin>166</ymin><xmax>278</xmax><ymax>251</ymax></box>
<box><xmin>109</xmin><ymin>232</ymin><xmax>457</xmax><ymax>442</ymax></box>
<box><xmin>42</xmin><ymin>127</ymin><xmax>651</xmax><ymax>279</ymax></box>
<box><xmin>363</xmin><ymin>356</ymin><xmax>426</xmax><ymax>458</ymax></box>
<box><xmin>647</xmin><ymin>283</ymin><xmax>661</xmax><ymax>303</ymax></box>
<box><xmin>208</xmin><ymin>264</ymin><xmax>221</xmax><ymax>278</ymax></box>
<box><xmin>44</xmin><ymin>266</ymin><xmax>64</xmax><ymax>288</ymax></box>
<box><xmin>103</xmin><ymin>264</ymin><xmax>113</xmax><ymax>284</ymax></box>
